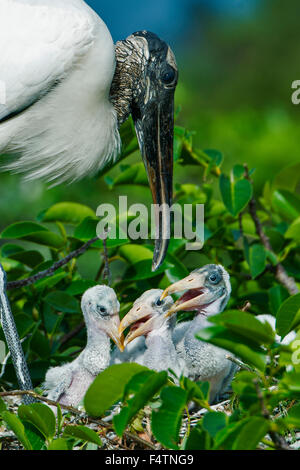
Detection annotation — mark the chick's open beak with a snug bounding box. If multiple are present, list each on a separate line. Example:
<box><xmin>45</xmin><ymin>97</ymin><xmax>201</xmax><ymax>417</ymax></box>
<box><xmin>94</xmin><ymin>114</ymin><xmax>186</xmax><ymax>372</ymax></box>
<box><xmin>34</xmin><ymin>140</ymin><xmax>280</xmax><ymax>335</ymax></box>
<box><xmin>161</xmin><ymin>272</ymin><xmax>208</xmax><ymax>317</ymax></box>
<box><xmin>119</xmin><ymin>304</ymin><xmax>156</xmax><ymax>347</ymax></box>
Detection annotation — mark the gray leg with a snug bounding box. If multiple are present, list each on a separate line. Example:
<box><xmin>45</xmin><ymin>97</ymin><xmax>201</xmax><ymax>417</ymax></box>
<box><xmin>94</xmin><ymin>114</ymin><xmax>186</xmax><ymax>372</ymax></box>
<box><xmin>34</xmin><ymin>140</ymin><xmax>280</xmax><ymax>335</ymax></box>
<box><xmin>0</xmin><ymin>263</ymin><xmax>34</xmax><ymax>404</ymax></box>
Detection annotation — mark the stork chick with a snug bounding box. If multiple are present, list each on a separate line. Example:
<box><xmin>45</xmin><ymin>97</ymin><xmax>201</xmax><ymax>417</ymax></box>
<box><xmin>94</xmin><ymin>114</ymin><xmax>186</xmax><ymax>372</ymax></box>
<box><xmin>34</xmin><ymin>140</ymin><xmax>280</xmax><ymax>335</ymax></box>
<box><xmin>44</xmin><ymin>286</ymin><xmax>124</xmax><ymax>408</ymax></box>
<box><xmin>162</xmin><ymin>265</ymin><xmax>236</xmax><ymax>403</ymax></box>
<box><xmin>119</xmin><ymin>290</ymin><xmax>181</xmax><ymax>376</ymax></box>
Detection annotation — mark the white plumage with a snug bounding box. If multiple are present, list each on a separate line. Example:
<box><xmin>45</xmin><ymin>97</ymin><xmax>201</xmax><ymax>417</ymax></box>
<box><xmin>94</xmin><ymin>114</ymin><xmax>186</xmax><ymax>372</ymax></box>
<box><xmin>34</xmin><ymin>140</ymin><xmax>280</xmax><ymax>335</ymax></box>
<box><xmin>0</xmin><ymin>0</ymin><xmax>120</xmax><ymax>183</ymax></box>
<box><xmin>162</xmin><ymin>265</ymin><xmax>236</xmax><ymax>403</ymax></box>
<box><xmin>44</xmin><ymin>285</ymin><xmax>123</xmax><ymax>408</ymax></box>
<box><xmin>118</xmin><ymin>289</ymin><xmax>182</xmax><ymax>376</ymax></box>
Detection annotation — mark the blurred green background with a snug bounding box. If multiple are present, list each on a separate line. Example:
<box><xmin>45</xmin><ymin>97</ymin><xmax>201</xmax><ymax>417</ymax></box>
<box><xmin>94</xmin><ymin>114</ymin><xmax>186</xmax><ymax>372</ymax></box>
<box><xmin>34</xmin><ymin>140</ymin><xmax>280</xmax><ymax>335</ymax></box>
<box><xmin>1</xmin><ymin>0</ymin><xmax>299</xmax><ymax>228</ymax></box>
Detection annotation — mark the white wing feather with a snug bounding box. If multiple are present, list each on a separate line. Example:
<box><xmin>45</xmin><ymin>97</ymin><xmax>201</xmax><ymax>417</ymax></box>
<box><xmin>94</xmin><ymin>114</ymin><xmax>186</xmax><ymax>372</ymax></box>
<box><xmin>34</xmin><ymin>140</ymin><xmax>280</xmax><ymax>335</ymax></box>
<box><xmin>0</xmin><ymin>0</ymin><xmax>96</xmax><ymax>121</ymax></box>
<box><xmin>0</xmin><ymin>0</ymin><xmax>120</xmax><ymax>183</ymax></box>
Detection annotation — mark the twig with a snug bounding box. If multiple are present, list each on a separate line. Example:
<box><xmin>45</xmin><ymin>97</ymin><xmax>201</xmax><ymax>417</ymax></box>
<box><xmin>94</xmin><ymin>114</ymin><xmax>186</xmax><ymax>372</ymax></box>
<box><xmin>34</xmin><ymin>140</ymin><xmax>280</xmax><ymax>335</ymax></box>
<box><xmin>226</xmin><ymin>355</ymin><xmax>256</xmax><ymax>374</ymax></box>
<box><xmin>6</xmin><ymin>237</ymin><xmax>99</xmax><ymax>291</ymax></box>
<box><xmin>253</xmin><ymin>379</ymin><xmax>291</xmax><ymax>450</ymax></box>
<box><xmin>244</xmin><ymin>165</ymin><xmax>299</xmax><ymax>296</ymax></box>
<box><xmin>238</xmin><ymin>212</ymin><xmax>244</xmax><ymax>239</ymax></box>
<box><xmin>101</xmin><ymin>229</ymin><xmax>112</xmax><ymax>286</ymax></box>
<box><xmin>0</xmin><ymin>390</ymin><xmax>156</xmax><ymax>450</ymax></box>
<box><xmin>59</xmin><ymin>322</ymin><xmax>85</xmax><ymax>347</ymax></box>
<box><xmin>241</xmin><ymin>301</ymin><xmax>251</xmax><ymax>312</ymax></box>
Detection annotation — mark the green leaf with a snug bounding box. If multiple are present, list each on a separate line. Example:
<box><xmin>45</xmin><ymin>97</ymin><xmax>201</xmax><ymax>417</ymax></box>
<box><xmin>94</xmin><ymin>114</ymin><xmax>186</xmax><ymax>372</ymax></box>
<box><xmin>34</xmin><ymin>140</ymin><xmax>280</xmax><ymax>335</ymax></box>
<box><xmin>276</xmin><ymin>294</ymin><xmax>300</xmax><ymax>338</ymax></box>
<box><xmin>220</xmin><ymin>173</ymin><xmax>252</xmax><ymax>217</ymax></box>
<box><xmin>164</xmin><ymin>253</ymin><xmax>189</xmax><ymax>284</ymax></box>
<box><xmin>1</xmin><ymin>411</ymin><xmax>32</xmax><ymax>450</ymax></box>
<box><xmin>23</xmin><ymin>422</ymin><xmax>46</xmax><ymax>450</ymax></box>
<box><xmin>269</xmin><ymin>286</ymin><xmax>289</xmax><ymax>316</ymax></box>
<box><xmin>231</xmin><ymin>371</ymin><xmax>260</xmax><ymax>411</ymax></box>
<box><xmin>74</xmin><ymin>217</ymin><xmax>129</xmax><ymax>248</ymax></box>
<box><xmin>1</xmin><ymin>243</ymin><xmax>24</xmax><ymax>257</ymax></box>
<box><xmin>120</xmin><ymin>245</ymin><xmax>153</xmax><ymax>264</ymax></box>
<box><xmin>120</xmin><ymin>245</ymin><xmax>173</xmax><ymax>280</ymax></box>
<box><xmin>66</xmin><ymin>280</ymin><xmax>97</xmax><ymax>296</ymax></box>
<box><xmin>30</xmin><ymin>330</ymin><xmax>51</xmax><ymax>359</ymax></box>
<box><xmin>1</xmin><ymin>221</ymin><xmax>48</xmax><ymax>239</ymax></box>
<box><xmin>184</xmin><ymin>426</ymin><xmax>212</xmax><ymax>450</ymax></box>
<box><xmin>180</xmin><ymin>376</ymin><xmax>210</xmax><ymax>405</ymax></box>
<box><xmin>44</xmin><ymin>291</ymin><xmax>80</xmax><ymax>313</ymax></box>
<box><xmin>124</xmin><ymin>259</ymin><xmax>174</xmax><ymax>281</ymax></box>
<box><xmin>48</xmin><ymin>438</ymin><xmax>70</xmax><ymax>450</ymax></box>
<box><xmin>23</xmin><ymin>231</ymin><xmax>65</xmax><ymax>249</ymax></box>
<box><xmin>109</xmin><ymin>163</ymin><xmax>148</xmax><ymax>188</ymax></box>
<box><xmin>119</xmin><ymin>118</ymin><xmax>138</xmax><ymax>157</ymax></box>
<box><xmin>35</xmin><ymin>272</ymin><xmax>68</xmax><ymax>291</ymax></box>
<box><xmin>285</xmin><ymin>216</ymin><xmax>300</xmax><ymax>242</ymax></box>
<box><xmin>0</xmin><ymin>397</ymin><xmax>7</xmax><ymax>412</ymax></box>
<box><xmin>73</xmin><ymin>217</ymin><xmax>98</xmax><ymax>240</ymax></box>
<box><xmin>273</xmin><ymin>163</ymin><xmax>300</xmax><ymax>192</ymax></box>
<box><xmin>209</xmin><ymin>310</ymin><xmax>275</xmax><ymax>345</ymax></box>
<box><xmin>18</xmin><ymin>403</ymin><xmax>56</xmax><ymax>440</ymax></box>
<box><xmin>57</xmin><ymin>405</ymin><xmax>63</xmax><ymax>436</ymax></box>
<box><xmin>272</xmin><ymin>190</ymin><xmax>300</xmax><ymax>220</ymax></box>
<box><xmin>5</xmin><ymin>250</ymin><xmax>44</xmax><ymax>269</ymax></box>
<box><xmin>84</xmin><ymin>364</ymin><xmax>147</xmax><ymax>417</ymax></box>
<box><xmin>202</xmin><ymin>412</ymin><xmax>227</xmax><ymax>438</ymax></box>
<box><xmin>213</xmin><ymin>420</ymin><xmax>249</xmax><ymax>450</ymax></box>
<box><xmin>196</xmin><ymin>326</ymin><xmax>267</xmax><ymax>371</ymax></box>
<box><xmin>248</xmin><ymin>244</ymin><xmax>267</xmax><ymax>279</ymax></box>
<box><xmin>0</xmin><ymin>222</ymin><xmax>65</xmax><ymax>249</ymax></box>
<box><xmin>281</xmin><ymin>372</ymin><xmax>300</xmax><ymax>393</ymax></box>
<box><xmin>151</xmin><ymin>386</ymin><xmax>189</xmax><ymax>450</ymax></box>
<box><xmin>286</xmin><ymin>402</ymin><xmax>300</xmax><ymax>427</ymax></box>
<box><xmin>113</xmin><ymin>370</ymin><xmax>168</xmax><ymax>437</ymax></box>
<box><xmin>42</xmin><ymin>202</ymin><xmax>95</xmax><ymax>225</ymax></box>
<box><xmin>232</xmin><ymin>417</ymin><xmax>269</xmax><ymax>450</ymax></box>
<box><xmin>63</xmin><ymin>425</ymin><xmax>102</xmax><ymax>446</ymax></box>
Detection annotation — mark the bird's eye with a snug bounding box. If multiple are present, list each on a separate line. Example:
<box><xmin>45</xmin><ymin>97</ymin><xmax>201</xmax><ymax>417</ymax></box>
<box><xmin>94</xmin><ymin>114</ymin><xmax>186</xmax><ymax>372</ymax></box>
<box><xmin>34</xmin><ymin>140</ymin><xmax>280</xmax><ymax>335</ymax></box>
<box><xmin>161</xmin><ymin>68</ymin><xmax>176</xmax><ymax>85</ymax></box>
<box><xmin>97</xmin><ymin>305</ymin><xmax>108</xmax><ymax>315</ymax></box>
<box><xmin>155</xmin><ymin>298</ymin><xmax>164</xmax><ymax>307</ymax></box>
<box><xmin>209</xmin><ymin>272</ymin><xmax>221</xmax><ymax>284</ymax></box>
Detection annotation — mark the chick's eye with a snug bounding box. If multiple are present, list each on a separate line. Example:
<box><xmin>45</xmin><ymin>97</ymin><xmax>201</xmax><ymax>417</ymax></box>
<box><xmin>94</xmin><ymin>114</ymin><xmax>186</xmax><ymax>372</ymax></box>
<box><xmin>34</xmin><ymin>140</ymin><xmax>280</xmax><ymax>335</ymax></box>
<box><xmin>161</xmin><ymin>68</ymin><xmax>176</xmax><ymax>85</ymax></box>
<box><xmin>97</xmin><ymin>305</ymin><xmax>108</xmax><ymax>315</ymax></box>
<box><xmin>209</xmin><ymin>273</ymin><xmax>221</xmax><ymax>284</ymax></box>
<box><xmin>155</xmin><ymin>298</ymin><xmax>164</xmax><ymax>307</ymax></box>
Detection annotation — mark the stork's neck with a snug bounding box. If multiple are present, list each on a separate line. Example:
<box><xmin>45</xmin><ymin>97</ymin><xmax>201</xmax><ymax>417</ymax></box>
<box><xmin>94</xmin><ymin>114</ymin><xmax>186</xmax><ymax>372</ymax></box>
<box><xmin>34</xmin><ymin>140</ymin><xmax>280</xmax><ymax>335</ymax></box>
<box><xmin>144</xmin><ymin>325</ymin><xmax>179</xmax><ymax>373</ymax></box>
<box><xmin>85</xmin><ymin>319</ymin><xmax>110</xmax><ymax>350</ymax></box>
<box><xmin>110</xmin><ymin>38</ymin><xmax>147</xmax><ymax>126</ymax></box>
<box><xmin>146</xmin><ymin>322</ymin><xmax>172</xmax><ymax>345</ymax></box>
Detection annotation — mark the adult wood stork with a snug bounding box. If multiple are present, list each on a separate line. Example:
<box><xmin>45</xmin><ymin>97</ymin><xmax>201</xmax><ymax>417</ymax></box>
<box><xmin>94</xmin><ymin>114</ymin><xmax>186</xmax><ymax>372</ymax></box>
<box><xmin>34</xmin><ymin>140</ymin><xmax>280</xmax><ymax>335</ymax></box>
<box><xmin>118</xmin><ymin>289</ymin><xmax>181</xmax><ymax>375</ymax></box>
<box><xmin>161</xmin><ymin>265</ymin><xmax>237</xmax><ymax>403</ymax></box>
<box><xmin>44</xmin><ymin>285</ymin><xmax>124</xmax><ymax>408</ymax></box>
<box><xmin>0</xmin><ymin>0</ymin><xmax>178</xmax><ymax>270</ymax></box>
<box><xmin>0</xmin><ymin>0</ymin><xmax>177</xmax><ymax>395</ymax></box>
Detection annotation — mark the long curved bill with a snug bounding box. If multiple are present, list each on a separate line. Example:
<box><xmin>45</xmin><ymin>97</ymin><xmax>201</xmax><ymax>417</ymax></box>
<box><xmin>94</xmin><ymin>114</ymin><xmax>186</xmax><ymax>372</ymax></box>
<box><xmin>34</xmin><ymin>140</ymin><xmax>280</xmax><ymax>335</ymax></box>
<box><xmin>133</xmin><ymin>95</ymin><xmax>174</xmax><ymax>272</ymax></box>
<box><xmin>119</xmin><ymin>304</ymin><xmax>155</xmax><ymax>347</ymax></box>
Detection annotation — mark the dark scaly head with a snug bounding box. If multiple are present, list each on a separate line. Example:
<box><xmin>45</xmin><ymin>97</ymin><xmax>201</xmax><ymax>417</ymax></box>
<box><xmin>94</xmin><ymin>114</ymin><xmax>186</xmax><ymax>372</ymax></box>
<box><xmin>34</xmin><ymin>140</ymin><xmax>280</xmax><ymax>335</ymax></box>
<box><xmin>110</xmin><ymin>31</ymin><xmax>178</xmax><ymax>271</ymax></box>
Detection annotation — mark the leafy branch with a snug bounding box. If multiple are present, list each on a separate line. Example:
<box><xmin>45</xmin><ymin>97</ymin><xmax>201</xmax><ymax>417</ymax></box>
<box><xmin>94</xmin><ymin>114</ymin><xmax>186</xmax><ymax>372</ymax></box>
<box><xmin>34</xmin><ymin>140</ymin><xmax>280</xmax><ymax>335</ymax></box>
<box><xmin>244</xmin><ymin>164</ymin><xmax>299</xmax><ymax>296</ymax></box>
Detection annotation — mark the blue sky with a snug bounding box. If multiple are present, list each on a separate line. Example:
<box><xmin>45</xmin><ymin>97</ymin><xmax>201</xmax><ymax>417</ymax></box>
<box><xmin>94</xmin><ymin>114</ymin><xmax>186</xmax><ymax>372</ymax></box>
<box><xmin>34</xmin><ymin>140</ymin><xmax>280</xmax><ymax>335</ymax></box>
<box><xmin>86</xmin><ymin>0</ymin><xmax>257</xmax><ymax>44</ymax></box>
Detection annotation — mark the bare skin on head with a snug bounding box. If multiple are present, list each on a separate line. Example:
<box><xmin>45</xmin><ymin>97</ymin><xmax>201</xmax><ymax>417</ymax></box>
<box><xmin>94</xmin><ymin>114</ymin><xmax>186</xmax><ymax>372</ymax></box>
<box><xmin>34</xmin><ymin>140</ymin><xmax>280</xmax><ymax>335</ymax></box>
<box><xmin>162</xmin><ymin>265</ymin><xmax>236</xmax><ymax>403</ymax></box>
<box><xmin>44</xmin><ymin>285</ymin><xmax>124</xmax><ymax>408</ymax></box>
<box><xmin>119</xmin><ymin>289</ymin><xmax>181</xmax><ymax>375</ymax></box>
